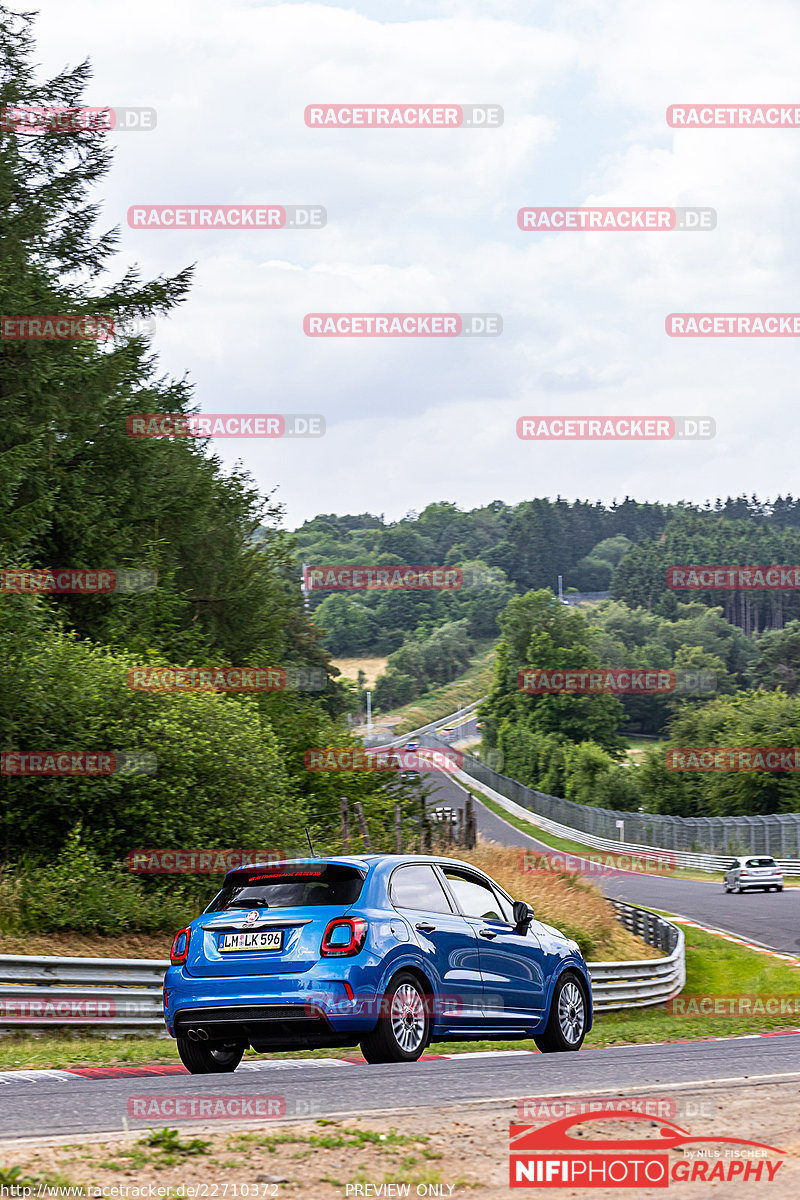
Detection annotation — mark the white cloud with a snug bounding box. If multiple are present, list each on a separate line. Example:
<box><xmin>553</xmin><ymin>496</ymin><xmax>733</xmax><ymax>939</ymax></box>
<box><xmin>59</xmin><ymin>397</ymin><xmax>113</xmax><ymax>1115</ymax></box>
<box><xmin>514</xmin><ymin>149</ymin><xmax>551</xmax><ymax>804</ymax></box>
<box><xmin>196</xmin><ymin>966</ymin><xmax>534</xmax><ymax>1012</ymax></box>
<box><xmin>18</xmin><ymin>0</ymin><xmax>800</xmax><ymax>523</ymax></box>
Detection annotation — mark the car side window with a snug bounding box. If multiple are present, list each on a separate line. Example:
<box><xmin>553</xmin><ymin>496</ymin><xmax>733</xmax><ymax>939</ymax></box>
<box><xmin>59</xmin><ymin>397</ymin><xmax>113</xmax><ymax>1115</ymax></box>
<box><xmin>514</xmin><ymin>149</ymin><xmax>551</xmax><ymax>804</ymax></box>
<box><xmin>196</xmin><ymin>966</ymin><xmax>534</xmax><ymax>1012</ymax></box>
<box><xmin>726</xmin><ymin>861</ymin><xmax>739</xmax><ymax>871</ymax></box>
<box><xmin>389</xmin><ymin>864</ymin><xmax>454</xmax><ymax>914</ymax></box>
<box><xmin>442</xmin><ymin>869</ymin><xmax>505</xmax><ymax>920</ymax></box>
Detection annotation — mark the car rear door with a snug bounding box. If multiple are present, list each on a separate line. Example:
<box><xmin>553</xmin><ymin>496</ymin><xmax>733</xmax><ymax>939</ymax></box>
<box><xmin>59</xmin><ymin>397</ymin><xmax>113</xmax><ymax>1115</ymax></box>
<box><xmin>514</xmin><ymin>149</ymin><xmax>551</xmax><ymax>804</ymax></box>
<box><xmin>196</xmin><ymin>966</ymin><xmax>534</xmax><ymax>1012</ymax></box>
<box><xmin>438</xmin><ymin>866</ymin><xmax>548</xmax><ymax>1022</ymax></box>
<box><xmin>388</xmin><ymin>863</ymin><xmax>483</xmax><ymax>1023</ymax></box>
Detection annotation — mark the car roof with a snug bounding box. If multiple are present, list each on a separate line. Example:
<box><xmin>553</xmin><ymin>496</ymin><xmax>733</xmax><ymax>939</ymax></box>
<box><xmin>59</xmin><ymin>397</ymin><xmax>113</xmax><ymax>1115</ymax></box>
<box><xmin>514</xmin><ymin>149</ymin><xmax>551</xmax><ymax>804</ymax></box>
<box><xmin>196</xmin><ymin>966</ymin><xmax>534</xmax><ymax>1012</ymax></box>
<box><xmin>223</xmin><ymin>852</ymin><xmax>491</xmax><ymax>880</ymax></box>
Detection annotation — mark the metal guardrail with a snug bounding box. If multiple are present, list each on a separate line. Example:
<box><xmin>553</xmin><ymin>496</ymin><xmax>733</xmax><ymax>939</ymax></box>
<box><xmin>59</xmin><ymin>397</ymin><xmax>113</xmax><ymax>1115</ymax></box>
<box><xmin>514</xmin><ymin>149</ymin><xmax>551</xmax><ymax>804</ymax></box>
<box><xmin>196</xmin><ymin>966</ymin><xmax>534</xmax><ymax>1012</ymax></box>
<box><xmin>362</xmin><ymin>701</ymin><xmax>481</xmax><ymax>750</ymax></box>
<box><xmin>0</xmin><ymin>903</ymin><xmax>684</xmax><ymax>1030</ymax></box>
<box><xmin>590</xmin><ymin>902</ymin><xmax>685</xmax><ymax>1012</ymax></box>
<box><xmin>0</xmin><ymin>955</ymin><xmax>166</xmax><ymax>1030</ymax></box>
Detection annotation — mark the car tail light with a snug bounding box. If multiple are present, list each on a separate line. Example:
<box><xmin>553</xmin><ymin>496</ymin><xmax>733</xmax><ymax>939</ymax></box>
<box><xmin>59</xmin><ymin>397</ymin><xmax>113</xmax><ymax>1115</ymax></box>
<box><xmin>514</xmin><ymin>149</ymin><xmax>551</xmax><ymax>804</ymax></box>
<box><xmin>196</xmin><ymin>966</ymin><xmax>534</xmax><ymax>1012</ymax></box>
<box><xmin>321</xmin><ymin>918</ymin><xmax>368</xmax><ymax>957</ymax></box>
<box><xmin>170</xmin><ymin>927</ymin><xmax>191</xmax><ymax>965</ymax></box>
<box><xmin>740</xmin><ymin>871</ymin><xmax>749</xmax><ymax>877</ymax></box>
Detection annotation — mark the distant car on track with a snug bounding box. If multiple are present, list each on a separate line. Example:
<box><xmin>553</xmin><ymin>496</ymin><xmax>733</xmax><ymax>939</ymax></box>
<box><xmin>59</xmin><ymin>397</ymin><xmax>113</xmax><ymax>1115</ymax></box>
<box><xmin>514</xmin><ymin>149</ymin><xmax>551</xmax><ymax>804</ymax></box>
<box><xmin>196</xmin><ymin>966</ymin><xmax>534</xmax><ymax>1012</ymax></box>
<box><xmin>429</xmin><ymin>805</ymin><xmax>459</xmax><ymax>824</ymax></box>
<box><xmin>164</xmin><ymin>854</ymin><xmax>592</xmax><ymax>1073</ymax></box>
<box><xmin>723</xmin><ymin>855</ymin><xmax>783</xmax><ymax>894</ymax></box>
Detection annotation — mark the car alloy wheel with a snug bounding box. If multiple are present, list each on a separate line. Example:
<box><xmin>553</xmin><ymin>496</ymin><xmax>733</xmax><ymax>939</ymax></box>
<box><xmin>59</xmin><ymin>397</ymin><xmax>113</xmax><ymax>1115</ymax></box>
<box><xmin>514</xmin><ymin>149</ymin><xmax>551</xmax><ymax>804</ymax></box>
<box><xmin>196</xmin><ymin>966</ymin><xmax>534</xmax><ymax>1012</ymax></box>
<box><xmin>359</xmin><ymin>971</ymin><xmax>431</xmax><ymax>1063</ymax></box>
<box><xmin>557</xmin><ymin>979</ymin><xmax>585</xmax><ymax>1046</ymax></box>
<box><xmin>390</xmin><ymin>983</ymin><xmax>426</xmax><ymax>1054</ymax></box>
<box><xmin>534</xmin><ymin>972</ymin><xmax>588</xmax><ymax>1053</ymax></box>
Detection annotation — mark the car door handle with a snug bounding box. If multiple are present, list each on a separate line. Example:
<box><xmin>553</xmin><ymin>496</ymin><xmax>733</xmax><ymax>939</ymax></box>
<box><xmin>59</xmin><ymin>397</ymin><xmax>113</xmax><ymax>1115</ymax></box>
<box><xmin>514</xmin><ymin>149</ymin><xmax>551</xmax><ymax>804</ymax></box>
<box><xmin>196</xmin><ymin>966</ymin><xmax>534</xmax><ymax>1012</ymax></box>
<box><xmin>478</xmin><ymin>928</ymin><xmax>498</xmax><ymax>939</ymax></box>
<box><xmin>415</xmin><ymin>921</ymin><xmax>436</xmax><ymax>932</ymax></box>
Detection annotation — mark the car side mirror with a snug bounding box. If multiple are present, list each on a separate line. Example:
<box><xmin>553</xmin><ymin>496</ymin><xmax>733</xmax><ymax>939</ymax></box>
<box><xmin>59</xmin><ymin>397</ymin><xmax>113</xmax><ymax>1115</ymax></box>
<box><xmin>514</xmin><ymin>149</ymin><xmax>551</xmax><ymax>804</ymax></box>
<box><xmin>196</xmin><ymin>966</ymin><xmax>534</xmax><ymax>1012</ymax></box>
<box><xmin>513</xmin><ymin>900</ymin><xmax>534</xmax><ymax>931</ymax></box>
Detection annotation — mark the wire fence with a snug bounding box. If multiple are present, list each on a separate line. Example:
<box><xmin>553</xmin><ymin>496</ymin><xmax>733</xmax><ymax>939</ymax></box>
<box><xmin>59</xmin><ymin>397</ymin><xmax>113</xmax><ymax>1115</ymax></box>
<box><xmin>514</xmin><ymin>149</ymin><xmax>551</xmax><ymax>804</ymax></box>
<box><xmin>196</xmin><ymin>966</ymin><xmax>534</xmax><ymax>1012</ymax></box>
<box><xmin>429</xmin><ymin>738</ymin><xmax>800</xmax><ymax>859</ymax></box>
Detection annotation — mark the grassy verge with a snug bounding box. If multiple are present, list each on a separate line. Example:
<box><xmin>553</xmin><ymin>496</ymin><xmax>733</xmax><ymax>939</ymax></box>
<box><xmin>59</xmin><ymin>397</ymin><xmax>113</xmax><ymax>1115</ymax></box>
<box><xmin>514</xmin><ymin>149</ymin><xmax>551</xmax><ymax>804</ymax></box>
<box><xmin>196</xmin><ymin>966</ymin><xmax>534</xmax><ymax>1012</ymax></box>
<box><xmin>373</xmin><ymin>643</ymin><xmax>495</xmax><ymax>736</ymax></box>
<box><xmin>462</xmin><ymin>781</ymin><xmax>800</xmax><ymax>886</ymax></box>
<box><xmin>2</xmin><ymin>926</ymin><xmax>798</xmax><ymax>1071</ymax></box>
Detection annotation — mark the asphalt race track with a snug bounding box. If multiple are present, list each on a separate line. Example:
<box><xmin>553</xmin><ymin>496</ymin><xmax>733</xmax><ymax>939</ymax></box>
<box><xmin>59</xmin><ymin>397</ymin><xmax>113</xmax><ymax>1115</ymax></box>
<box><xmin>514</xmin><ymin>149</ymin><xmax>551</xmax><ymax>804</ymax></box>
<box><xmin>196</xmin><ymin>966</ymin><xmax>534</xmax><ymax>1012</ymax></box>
<box><xmin>2</xmin><ymin>1036</ymin><xmax>800</xmax><ymax>1140</ymax></box>
<box><xmin>426</xmin><ymin>772</ymin><xmax>800</xmax><ymax>955</ymax></box>
<box><xmin>3</xmin><ymin>728</ymin><xmax>799</xmax><ymax>1144</ymax></box>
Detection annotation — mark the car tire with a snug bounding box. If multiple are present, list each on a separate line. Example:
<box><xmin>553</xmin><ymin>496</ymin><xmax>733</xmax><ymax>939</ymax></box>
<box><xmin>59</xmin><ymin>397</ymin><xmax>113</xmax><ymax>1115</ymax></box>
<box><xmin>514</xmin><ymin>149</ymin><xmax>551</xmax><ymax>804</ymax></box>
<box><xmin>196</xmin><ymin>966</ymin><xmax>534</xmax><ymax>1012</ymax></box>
<box><xmin>778</xmin><ymin>886</ymin><xmax>784</xmax><ymax>892</ymax></box>
<box><xmin>360</xmin><ymin>971</ymin><xmax>430</xmax><ymax>1063</ymax></box>
<box><xmin>176</xmin><ymin>1037</ymin><xmax>245</xmax><ymax>1074</ymax></box>
<box><xmin>534</xmin><ymin>973</ymin><xmax>588</xmax><ymax>1054</ymax></box>
<box><xmin>723</xmin><ymin>881</ymin><xmax>730</xmax><ymax>893</ymax></box>
<box><xmin>736</xmin><ymin>884</ymin><xmax>743</xmax><ymax>894</ymax></box>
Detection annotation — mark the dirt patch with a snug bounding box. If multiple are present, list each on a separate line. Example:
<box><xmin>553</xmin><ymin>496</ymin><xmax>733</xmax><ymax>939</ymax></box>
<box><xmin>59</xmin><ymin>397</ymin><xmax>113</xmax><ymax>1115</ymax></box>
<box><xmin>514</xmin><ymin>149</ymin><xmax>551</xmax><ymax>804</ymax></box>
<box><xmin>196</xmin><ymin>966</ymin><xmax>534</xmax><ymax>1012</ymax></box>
<box><xmin>330</xmin><ymin>657</ymin><xmax>387</xmax><ymax>688</ymax></box>
<box><xmin>0</xmin><ymin>932</ymin><xmax>171</xmax><ymax>959</ymax></box>
<box><xmin>2</xmin><ymin>1079</ymin><xmax>798</xmax><ymax>1197</ymax></box>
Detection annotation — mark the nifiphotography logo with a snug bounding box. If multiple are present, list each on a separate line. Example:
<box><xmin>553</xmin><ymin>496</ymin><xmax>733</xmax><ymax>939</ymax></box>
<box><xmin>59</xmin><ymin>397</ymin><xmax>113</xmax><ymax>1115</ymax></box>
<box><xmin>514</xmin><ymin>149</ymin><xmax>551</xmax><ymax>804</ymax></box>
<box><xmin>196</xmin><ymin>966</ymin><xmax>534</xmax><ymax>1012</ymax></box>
<box><xmin>509</xmin><ymin>1111</ymin><xmax>784</xmax><ymax>1187</ymax></box>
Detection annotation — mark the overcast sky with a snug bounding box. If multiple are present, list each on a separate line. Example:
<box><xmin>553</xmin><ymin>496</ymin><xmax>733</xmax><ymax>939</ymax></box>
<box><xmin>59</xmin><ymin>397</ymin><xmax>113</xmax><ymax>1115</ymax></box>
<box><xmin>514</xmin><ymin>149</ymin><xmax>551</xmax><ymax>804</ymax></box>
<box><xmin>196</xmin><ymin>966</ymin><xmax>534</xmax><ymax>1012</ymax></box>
<box><xmin>20</xmin><ymin>0</ymin><xmax>800</xmax><ymax>528</ymax></box>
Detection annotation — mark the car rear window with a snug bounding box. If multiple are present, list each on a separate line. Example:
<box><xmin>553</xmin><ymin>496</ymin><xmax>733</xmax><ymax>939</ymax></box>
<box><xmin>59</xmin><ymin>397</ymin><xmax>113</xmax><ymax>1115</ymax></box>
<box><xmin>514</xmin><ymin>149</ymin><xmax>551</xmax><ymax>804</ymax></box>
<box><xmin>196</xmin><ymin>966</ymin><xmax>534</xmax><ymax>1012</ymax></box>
<box><xmin>207</xmin><ymin>864</ymin><xmax>365</xmax><ymax>912</ymax></box>
<box><xmin>745</xmin><ymin>857</ymin><xmax>777</xmax><ymax>868</ymax></box>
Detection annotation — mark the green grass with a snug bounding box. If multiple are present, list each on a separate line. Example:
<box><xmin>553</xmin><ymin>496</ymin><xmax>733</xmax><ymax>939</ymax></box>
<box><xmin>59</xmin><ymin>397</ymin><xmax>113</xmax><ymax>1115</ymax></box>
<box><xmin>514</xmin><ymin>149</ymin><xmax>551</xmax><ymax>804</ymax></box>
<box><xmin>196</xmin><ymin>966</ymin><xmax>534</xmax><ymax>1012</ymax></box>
<box><xmin>376</xmin><ymin>642</ymin><xmax>495</xmax><ymax>735</ymax></box>
<box><xmin>2</xmin><ymin>926</ymin><xmax>798</xmax><ymax>1071</ymax></box>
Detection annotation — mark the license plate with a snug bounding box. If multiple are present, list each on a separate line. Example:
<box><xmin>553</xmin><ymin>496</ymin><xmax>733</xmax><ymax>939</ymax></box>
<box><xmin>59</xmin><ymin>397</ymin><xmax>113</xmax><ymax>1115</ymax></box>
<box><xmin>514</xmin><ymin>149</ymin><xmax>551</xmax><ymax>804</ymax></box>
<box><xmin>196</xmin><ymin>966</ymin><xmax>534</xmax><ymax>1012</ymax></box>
<box><xmin>218</xmin><ymin>930</ymin><xmax>284</xmax><ymax>952</ymax></box>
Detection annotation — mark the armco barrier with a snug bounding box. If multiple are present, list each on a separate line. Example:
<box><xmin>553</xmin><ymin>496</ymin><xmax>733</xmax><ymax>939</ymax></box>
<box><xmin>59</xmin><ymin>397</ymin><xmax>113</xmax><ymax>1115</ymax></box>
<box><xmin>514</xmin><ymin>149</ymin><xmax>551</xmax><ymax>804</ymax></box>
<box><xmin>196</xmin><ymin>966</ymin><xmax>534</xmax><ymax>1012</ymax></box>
<box><xmin>362</xmin><ymin>700</ymin><xmax>481</xmax><ymax>749</ymax></box>
<box><xmin>0</xmin><ymin>904</ymin><xmax>684</xmax><ymax>1031</ymax></box>
<box><xmin>591</xmin><ymin>902</ymin><xmax>685</xmax><ymax>1011</ymax></box>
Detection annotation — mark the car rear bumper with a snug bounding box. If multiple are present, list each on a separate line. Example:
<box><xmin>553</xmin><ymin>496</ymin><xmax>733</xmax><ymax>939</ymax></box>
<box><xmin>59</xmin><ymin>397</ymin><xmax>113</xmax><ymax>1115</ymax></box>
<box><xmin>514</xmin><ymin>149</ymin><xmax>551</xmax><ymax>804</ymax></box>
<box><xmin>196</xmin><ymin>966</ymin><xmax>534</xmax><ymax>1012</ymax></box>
<box><xmin>164</xmin><ymin>966</ymin><xmax>380</xmax><ymax>1040</ymax></box>
<box><xmin>737</xmin><ymin>875</ymin><xmax>783</xmax><ymax>888</ymax></box>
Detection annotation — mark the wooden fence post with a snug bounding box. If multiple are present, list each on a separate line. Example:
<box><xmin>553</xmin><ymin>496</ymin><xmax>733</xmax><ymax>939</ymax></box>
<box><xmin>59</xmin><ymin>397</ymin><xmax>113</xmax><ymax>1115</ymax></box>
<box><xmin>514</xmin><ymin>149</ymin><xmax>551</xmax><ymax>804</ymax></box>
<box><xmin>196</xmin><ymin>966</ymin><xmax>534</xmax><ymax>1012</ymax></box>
<box><xmin>340</xmin><ymin>797</ymin><xmax>350</xmax><ymax>853</ymax></box>
<box><xmin>353</xmin><ymin>800</ymin><xmax>373</xmax><ymax>852</ymax></box>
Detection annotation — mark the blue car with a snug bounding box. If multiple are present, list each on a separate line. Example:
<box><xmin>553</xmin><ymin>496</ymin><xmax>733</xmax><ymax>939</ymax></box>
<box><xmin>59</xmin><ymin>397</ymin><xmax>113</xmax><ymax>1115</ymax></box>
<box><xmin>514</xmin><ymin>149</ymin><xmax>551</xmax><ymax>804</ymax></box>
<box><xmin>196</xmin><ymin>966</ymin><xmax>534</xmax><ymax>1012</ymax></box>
<box><xmin>164</xmin><ymin>854</ymin><xmax>592</xmax><ymax>1074</ymax></box>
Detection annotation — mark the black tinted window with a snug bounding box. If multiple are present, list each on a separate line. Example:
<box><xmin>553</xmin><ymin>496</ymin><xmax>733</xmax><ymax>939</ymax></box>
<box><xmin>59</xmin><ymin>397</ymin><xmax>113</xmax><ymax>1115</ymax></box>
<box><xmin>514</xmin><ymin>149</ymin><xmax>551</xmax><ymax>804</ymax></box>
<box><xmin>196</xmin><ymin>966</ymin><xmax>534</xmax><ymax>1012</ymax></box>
<box><xmin>208</xmin><ymin>864</ymin><xmax>364</xmax><ymax>912</ymax></box>
<box><xmin>390</xmin><ymin>865</ymin><xmax>453</xmax><ymax>913</ymax></box>
<box><xmin>745</xmin><ymin>857</ymin><xmax>777</xmax><ymax>868</ymax></box>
